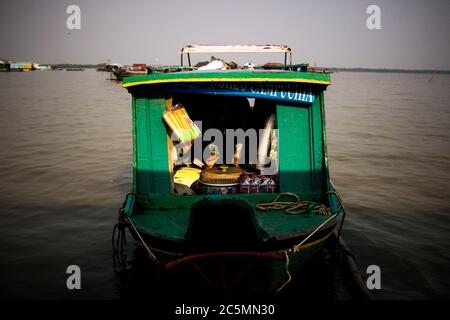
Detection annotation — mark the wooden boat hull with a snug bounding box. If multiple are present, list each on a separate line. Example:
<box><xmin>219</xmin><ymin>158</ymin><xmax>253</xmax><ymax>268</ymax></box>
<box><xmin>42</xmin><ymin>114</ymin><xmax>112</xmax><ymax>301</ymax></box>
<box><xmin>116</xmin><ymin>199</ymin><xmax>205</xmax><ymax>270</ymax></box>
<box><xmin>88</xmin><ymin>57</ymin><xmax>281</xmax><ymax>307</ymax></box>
<box><xmin>125</xmin><ymin>210</ymin><xmax>337</xmax><ymax>293</ymax></box>
<box><xmin>132</xmin><ymin>245</ymin><xmax>331</xmax><ymax>295</ymax></box>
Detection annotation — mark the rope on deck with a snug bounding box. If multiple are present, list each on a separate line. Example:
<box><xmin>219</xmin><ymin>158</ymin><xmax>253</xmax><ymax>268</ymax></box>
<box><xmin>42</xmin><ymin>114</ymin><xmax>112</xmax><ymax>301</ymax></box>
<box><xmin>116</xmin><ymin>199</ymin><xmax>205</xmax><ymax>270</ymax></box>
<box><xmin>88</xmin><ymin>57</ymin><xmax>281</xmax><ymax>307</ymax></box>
<box><xmin>116</xmin><ymin>193</ymin><xmax>160</xmax><ymax>264</ymax></box>
<box><xmin>290</xmin><ymin>213</ymin><xmax>338</xmax><ymax>253</ymax></box>
<box><xmin>276</xmin><ymin>251</ymin><xmax>292</xmax><ymax>293</ymax></box>
<box><xmin>125</xmin><ymin>215</ymin><xmax>160</xmax><ymax>263</ymax></box>
<box><xmin>255</xmin><ymin>192</ymin><xmax>346</xmax><ymax>293</ymax></box>
<box><xmin>275</xmin><ymin>213</ymin><xmax>338</xmax><ymax>293</ymax></box>
<box><xmin>255</xmin><ymin>192</ymin><xmax>331</xmax><ymax>215</ymax></box>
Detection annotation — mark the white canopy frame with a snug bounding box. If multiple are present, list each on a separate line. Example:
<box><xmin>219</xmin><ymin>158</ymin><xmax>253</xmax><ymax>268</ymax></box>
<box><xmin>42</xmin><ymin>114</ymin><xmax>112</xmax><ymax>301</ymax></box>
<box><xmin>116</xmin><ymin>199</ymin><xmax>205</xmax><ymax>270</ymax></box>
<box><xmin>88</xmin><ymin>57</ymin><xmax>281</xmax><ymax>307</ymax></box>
<box><xmin>180</xmin><ymin>44</ymin><xmax>293</xmax><ymax>67</ymax></box>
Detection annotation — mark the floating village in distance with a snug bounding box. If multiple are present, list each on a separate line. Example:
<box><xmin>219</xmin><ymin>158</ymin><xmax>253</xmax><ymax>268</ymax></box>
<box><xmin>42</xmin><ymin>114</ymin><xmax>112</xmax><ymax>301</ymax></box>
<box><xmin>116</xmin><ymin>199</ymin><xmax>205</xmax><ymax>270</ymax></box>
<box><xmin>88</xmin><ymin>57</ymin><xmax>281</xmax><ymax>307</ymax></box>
<box><xmin>0</xmin><ymin>58</ymin><xmax>152</xmax><ymax>77</ymax></box>
<box><xmin>0</xmin><ymin>58</ymin><xmax>90</xmax><ymax>72</ymax></box>
<box><xmin>2</xmin><ymin>58</ymin><xmax>449</xmax><ymax>76</ymax></box>
<box><xmin>0</xmin><ymin>59</ymin><xmax>53</xmax><ymax>71</ymax></box>
<box><xmin>0</xmin><ymin>59</ymin><xmax>115</xmax><ymax>72</ymax></box>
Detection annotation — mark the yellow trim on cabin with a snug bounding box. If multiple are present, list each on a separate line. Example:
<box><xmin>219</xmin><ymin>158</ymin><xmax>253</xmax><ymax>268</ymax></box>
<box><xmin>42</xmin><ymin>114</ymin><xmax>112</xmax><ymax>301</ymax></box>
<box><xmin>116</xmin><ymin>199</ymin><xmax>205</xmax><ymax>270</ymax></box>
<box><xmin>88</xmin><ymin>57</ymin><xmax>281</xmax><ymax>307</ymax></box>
<box><xmin>122</xmin><ymin>77</ymin><xmax>331</xmax><ymax>88</ymax></box>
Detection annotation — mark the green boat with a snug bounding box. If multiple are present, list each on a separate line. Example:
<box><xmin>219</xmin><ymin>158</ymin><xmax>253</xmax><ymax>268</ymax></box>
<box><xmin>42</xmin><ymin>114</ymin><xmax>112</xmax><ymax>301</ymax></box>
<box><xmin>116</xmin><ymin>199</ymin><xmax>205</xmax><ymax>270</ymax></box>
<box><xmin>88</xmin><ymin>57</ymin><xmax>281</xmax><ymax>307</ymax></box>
<box><xmin>117</xmin><ymin>45</ymin><xmax>345</xmax><ymax>295</ymax></box>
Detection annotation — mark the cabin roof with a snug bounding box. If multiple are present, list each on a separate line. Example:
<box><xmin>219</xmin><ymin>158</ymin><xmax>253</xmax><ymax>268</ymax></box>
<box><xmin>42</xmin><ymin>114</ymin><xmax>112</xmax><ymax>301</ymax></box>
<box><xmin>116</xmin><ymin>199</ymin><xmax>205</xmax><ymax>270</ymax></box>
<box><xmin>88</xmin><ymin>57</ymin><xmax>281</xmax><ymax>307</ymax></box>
<box><xmin>122</xmin><ymin>70</ymin><xmax>331</xmax><ymax>88</ymax></box>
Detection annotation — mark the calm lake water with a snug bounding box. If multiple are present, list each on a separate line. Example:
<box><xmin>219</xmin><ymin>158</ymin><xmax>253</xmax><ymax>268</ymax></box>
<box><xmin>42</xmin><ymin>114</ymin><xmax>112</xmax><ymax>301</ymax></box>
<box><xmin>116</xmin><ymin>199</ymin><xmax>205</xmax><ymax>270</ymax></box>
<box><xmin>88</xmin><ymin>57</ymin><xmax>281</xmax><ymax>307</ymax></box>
<box><xmin>0</xmin><ymin>70</ymin><xmax>449</xmax><ymax>300</ymax></box>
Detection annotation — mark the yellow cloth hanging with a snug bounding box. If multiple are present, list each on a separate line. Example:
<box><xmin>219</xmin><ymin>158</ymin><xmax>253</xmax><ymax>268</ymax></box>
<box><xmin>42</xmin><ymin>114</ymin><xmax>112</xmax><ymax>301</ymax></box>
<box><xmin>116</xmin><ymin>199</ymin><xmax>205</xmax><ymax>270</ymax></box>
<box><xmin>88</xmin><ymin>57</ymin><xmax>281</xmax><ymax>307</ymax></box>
<box><xmin>163</xmin><ymin>106</ymin><xmax>201</xmax><ymax>143</ymax></box>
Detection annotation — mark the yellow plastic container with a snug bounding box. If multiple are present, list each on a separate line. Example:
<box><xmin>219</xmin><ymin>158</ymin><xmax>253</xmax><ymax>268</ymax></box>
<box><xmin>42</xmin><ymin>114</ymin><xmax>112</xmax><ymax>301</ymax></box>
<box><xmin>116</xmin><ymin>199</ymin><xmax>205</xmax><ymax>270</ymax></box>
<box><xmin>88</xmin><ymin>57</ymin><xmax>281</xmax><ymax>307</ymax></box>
<box><xmin>173</xmin><ymin>167</ymin><xmax>201</xmax><ymax>187</ymax></box>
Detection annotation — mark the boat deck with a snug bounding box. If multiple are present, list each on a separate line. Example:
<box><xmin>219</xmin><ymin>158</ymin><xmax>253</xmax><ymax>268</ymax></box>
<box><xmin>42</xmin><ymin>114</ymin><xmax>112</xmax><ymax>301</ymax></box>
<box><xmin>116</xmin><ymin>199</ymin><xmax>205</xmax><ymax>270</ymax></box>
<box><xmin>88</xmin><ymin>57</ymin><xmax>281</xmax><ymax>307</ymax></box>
<box><xmin>131</xmin><ymin>193</ymin><xmax>336</xmax><ymax>245</ymax></box>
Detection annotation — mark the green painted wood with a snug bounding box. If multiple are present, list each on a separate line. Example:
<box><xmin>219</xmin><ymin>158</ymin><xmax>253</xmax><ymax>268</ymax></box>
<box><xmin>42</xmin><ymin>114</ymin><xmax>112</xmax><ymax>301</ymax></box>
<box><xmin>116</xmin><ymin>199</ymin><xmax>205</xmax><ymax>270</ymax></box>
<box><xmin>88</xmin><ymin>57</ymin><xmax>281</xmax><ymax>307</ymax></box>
<box><xmin>131</xmin><ymin>193</ymin><xmax>334</xmax><ymax>242</ymax></box>
<box><xmin>123</xmin><ymin>70</ymin><xmax>331</xmax><ymax>87</ymax></box>
<box><xmin>276</xmin><ymin>97</ymin><xmax>325</xmax><ymax>195</ymax></box>
<box><xmin>311</xmin><ymin>93</ymin><xmax>325</xmax><ymax>193</ymax></box>
<box><xmin>320</xmin><ymin>91</ymin><xmax>332</xmax><ymax>192</ymax></box>
<box><xmin>318</xmin><ymin>90</ymin><xmax>341</xmax><ymax>212</ymax></box>
<box><xmin>132</xmin><ymin>208</ymin><xmax>191</xmax><ymax>241</ymax></box>
<box><xmin>132</xmin><ymin>96</ymin><xmax>137</xmax><ymax>193</ymax></box>
<box><xmin>134</xmin><ymin>193</ymin><xmax>320</xmax><ymax>211</ymax></box>
<box><xmin>277</xmin><ymin>104</ymin><xmax>312</xmax><ymax>193</ymax></box>
<box><xmin>133</xmin><ymin>95</ymin><xmax>171</xmax><ymax>196</ymax></box>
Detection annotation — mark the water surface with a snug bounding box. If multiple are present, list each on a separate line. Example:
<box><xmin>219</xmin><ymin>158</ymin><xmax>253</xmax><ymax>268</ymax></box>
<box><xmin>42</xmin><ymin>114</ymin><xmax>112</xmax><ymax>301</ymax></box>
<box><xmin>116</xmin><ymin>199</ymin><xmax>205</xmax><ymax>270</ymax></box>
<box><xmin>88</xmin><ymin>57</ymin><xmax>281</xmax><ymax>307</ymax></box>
<box><xmin>0</xmin><ymin>70</ymin><xmax>449</xmax><ymax>299</ymax></box>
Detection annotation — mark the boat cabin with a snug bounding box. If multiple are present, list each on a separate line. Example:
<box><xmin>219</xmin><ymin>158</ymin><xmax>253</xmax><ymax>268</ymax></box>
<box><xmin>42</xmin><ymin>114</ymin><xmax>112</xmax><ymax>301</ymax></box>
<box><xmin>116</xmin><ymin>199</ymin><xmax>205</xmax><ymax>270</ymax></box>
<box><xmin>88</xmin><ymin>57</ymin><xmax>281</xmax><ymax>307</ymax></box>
<box><xmin>119</xmin><ymin>45</ymin><xmax>341</xmax><ymax>273</ymax></box>
<box><xmin>123</xmin><ymin>46</ymin><xmax>331</xmax><ymax>203</ymax></box>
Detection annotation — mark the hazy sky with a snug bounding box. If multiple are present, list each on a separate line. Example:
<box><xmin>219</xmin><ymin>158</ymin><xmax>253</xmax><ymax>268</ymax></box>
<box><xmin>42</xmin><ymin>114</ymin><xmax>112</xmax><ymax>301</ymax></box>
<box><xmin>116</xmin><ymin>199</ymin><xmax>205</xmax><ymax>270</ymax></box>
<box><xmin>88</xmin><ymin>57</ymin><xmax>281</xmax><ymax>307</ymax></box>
<box><xmin>1</xmin><ymin>0</ymin><xmax>449</xmax><ymax>69</ymax></box>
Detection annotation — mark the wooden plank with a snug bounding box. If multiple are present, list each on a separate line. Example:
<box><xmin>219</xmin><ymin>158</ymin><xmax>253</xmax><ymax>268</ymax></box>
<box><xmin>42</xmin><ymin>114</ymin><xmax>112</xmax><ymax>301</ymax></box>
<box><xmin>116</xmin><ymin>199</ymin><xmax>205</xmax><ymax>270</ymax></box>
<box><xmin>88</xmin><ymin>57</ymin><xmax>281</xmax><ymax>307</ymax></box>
<box><xmin>277</xmin><ymin>103</ymin><xmax>312</xmax><ymax>193</ymax></box>
<box><xmin>276</xmin><ymin>100</ymin><xmax>325</xmax><ymax>195</ymax></box>
<box><xmin>311</xmin><ymin>93</ymin><xmax>325</xmax><ymax>193</ymax></box>
<box><xmin>134</xmin><ymin>95</ymin><xmax>171</xmax><ymax>195</ymax></box>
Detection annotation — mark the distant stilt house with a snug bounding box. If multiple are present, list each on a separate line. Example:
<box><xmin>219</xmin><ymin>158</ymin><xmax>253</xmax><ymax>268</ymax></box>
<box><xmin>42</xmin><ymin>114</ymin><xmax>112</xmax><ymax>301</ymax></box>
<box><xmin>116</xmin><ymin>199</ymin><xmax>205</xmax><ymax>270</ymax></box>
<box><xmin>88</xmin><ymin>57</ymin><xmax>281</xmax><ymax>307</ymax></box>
<box><xmin>0</xmin><ymin>59</ymin><xmax>10</xmax><ymax>71</ymax></box>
